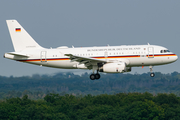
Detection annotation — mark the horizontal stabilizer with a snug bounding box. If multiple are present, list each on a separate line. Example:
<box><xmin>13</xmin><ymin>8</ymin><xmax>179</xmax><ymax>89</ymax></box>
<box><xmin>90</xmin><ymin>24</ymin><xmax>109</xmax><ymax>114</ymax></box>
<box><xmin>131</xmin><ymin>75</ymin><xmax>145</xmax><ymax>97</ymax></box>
<box><xmin>7</xmin><ymin>52</ymin><xmax>30</xmax><ymax>57</ymax></box>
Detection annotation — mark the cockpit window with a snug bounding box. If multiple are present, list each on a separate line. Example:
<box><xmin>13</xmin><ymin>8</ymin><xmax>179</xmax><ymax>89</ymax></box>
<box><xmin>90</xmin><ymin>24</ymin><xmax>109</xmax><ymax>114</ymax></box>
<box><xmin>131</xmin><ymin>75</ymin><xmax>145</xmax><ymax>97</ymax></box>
<box><xmin>160</xmin><ymin>50</ymin><xmax>170</xmax><ymax>53</ymax></box>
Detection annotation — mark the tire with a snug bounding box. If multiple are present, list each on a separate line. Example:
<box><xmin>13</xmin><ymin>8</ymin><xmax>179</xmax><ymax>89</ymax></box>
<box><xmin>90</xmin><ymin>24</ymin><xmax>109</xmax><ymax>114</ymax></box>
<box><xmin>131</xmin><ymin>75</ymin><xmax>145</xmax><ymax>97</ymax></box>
<box><xmin>150</xmin><ymin>73</ymin><xmax>155</xmax><ymax>77</ymax></box>
<box><xmin>95</xmin><ymin>73</ymin><xmax>100</xmax><ymax>80</ymax></box>
<box><xmin>90</xmin><ymin>74</ymin><xmax>96</xmax><ymax>80</ymax></box>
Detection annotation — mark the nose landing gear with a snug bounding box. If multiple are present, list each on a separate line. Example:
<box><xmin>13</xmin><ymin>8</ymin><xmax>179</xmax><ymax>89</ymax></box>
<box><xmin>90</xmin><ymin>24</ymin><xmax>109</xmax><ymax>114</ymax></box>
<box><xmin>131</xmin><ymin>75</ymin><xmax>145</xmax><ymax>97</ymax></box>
<box><xmin>150</xmin><ymin>73</ymin><xmax>155</xmax><ymax>77</ymax></box>
<box><xmin>149</xmin><ymin>66</ymin><xmax>155</xmax><ymax>77</ymax></box>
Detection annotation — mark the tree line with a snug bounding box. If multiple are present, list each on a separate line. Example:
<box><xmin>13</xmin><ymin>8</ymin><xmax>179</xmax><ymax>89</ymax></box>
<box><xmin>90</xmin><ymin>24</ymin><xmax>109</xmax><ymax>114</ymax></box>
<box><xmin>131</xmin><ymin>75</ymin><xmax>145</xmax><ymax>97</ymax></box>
<box><xmin>0</xmin><ymin>92</ymin><xmax>180</xmax><ymax>119</ymax></box>
<box><xmin>0</xmin><ymin>71</ymin><xmax>180</xmax><ymax>99</ymax></box>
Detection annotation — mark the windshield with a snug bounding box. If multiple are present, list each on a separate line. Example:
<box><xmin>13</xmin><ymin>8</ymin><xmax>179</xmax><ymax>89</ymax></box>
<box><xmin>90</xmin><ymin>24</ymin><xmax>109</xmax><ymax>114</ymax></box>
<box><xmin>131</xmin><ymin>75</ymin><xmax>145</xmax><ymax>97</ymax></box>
<box><xmin>160</xmin><ymin>50</ymin><xmax>170</xmax><ymax>53</ymax></box>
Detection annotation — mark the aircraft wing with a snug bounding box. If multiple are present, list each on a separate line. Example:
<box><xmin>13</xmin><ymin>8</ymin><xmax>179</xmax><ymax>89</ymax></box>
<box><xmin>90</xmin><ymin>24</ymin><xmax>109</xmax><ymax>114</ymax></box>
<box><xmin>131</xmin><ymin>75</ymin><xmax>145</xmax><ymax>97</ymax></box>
<box><xmin>65</xmin><ymin>54</ymin><xmax>107</xmax><ymax>66</ymax></box>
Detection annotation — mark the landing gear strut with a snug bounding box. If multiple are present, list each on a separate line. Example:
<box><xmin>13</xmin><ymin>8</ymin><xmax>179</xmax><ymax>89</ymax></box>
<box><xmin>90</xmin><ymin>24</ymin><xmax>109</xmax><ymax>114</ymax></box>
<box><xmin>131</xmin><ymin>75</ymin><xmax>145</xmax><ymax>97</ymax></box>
<box><xmin>90</xmin><ymin>65</ymin><xmax>101</xmax><ymax>80</ymax></box>
<box><xmin>149</xmin><ymin>66</ymin><xmax>155</xmax><ymax>77</ymax></box>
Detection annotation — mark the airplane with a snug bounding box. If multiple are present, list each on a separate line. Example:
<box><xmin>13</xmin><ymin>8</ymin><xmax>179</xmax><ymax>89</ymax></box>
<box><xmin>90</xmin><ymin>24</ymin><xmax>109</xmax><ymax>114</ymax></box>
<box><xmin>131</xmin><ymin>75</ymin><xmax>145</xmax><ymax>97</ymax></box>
<box><xmin>4</xmin><ymin>20</ymin><xmax>178</xmax><ymax>80</ymax></box>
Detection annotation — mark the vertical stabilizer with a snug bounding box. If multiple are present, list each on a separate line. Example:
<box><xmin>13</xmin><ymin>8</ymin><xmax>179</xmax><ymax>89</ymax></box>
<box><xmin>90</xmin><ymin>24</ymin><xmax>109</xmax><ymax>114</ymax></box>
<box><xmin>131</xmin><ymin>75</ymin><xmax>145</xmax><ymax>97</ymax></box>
<box><xmin>6</xmin><ymin>20</ymin><xmax>42</xmax><ymax>52</ymax></box>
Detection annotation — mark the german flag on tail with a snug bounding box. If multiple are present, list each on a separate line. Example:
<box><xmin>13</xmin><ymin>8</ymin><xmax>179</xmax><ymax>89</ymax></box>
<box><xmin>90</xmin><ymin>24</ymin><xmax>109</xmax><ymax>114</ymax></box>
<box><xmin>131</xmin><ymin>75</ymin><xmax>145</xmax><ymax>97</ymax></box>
<box><xmin>15</xmin><ymin>28</ymin><xmax>21</xmax><ymax>32</ymax></box>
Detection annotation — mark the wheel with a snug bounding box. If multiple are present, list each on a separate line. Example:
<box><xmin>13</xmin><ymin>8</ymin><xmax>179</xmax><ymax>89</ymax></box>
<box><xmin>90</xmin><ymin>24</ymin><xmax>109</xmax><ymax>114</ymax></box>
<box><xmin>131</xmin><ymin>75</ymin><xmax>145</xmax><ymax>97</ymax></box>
<box><xmin>95</xmin><ymin>73</ymin><xmax>100</xmax><ymax>80</ymax></box>
<box><xmin>150</xmin><ymin>73</ymin><xmax>155</xmax><ymax>77</ymax></box>
<box><xmin>90</xmin><ymin>74</ymin><xmax>96</xmax><ymax>80</ymax></box>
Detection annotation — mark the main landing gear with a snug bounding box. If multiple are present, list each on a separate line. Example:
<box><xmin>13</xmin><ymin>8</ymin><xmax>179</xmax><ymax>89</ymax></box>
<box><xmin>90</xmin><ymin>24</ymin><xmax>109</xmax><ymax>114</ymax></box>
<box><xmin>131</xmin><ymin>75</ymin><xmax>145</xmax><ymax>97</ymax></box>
<box><xmin>90</xmin><ymin>65</ymin><xmax>101</xmax><ymax>80</ymax></box>
<box><xmin>90</xmin><ymin>73</ymin><xmax>100</xmax><ymax>80</ymax></box>
<box><xmin>149</xmin><ymin>66</ymin><xmax>155</xmax><ymax>77</ymax></box>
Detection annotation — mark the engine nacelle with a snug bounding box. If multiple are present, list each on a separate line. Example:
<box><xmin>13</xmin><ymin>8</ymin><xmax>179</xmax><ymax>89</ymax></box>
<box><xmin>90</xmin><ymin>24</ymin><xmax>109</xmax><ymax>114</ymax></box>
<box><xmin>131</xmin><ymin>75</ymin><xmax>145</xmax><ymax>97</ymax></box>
<box><xmin>99</xmin><ymin>62</ymin><xmax>126</xmax><ymax>73</ymax></box>
<box><xmin>73</xmin><ymin>64</ymin><xmax>87</xmax><ymax>69</ymax></box>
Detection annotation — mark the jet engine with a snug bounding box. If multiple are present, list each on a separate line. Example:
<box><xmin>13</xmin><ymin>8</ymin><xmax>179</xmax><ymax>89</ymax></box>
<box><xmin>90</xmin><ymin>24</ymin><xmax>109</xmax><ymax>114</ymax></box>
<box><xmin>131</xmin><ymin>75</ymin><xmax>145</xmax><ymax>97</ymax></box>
<box><xmin>99</xmin><ymin>62</ymin><xmax>131</xmax><ymax>73</ymax></box>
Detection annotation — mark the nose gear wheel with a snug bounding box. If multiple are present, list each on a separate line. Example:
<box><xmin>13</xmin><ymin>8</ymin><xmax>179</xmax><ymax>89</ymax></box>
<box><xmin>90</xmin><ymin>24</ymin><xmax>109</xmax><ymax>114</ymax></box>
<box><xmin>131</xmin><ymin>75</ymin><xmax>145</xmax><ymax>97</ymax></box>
<box><xmin>149</xmin><ymin>66</ymin><xmax>155</xmax><ymax>77</ymax></box>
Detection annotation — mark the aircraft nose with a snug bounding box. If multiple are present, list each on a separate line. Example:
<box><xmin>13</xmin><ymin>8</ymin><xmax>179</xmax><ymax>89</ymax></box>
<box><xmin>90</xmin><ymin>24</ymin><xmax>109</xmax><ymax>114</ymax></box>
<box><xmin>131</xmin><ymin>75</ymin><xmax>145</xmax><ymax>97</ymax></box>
<box><xmin>173</xmin><ymin>54</ymin><xmax>178</xmax><ymax>62</ymax></box>
<box><xmin>175</xmin><ymin>54</ymin><xmax>178</xmax><ymax>61</ymax></box>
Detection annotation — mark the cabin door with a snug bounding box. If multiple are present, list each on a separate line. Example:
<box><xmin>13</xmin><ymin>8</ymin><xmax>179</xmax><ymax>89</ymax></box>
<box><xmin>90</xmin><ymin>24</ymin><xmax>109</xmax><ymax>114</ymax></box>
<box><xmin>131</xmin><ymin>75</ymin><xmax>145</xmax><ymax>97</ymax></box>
<box><xmin>148</xmin><ymin>47</ymin><xmax>154</xmax><ymax>58</ymax></box>
<box><xmin>41</xmin><ymin>51</ymin><xmax>47</xmax><ymax>62</ymax></box>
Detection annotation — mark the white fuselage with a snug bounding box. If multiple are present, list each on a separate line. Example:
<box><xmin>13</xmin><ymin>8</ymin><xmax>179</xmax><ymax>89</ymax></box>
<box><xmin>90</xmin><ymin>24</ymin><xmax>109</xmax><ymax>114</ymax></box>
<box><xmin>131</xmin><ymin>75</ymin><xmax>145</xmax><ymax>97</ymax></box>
<box><xmin>5</xmin><ymin>44</ymin><xmax>178</xmax><ymax>70</ymax></box>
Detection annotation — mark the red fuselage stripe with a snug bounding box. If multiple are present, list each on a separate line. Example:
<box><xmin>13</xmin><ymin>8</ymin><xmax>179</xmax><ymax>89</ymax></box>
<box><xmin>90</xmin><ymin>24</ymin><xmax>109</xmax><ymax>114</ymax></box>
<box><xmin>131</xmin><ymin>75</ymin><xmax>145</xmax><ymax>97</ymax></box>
<box><xmin>17</xmin><ymin>54</ymin><xmax>177</xmax><ymax>62</ymax></box>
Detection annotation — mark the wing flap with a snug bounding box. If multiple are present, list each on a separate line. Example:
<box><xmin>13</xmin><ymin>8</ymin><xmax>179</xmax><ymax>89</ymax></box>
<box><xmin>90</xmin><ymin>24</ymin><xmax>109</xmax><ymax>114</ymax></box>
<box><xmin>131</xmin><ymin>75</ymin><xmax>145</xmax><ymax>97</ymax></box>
<box><xmin>65</xmin><ymin>54</ymin><xmax>107</xmax><ymax>66</ymax></box>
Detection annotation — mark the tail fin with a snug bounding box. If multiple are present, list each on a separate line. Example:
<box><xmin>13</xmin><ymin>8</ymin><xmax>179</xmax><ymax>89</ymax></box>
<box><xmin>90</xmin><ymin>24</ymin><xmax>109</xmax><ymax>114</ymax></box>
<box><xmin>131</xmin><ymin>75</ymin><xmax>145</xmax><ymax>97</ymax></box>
<box><xmin>6</xmin><ymin>20</ymin><xmax>42</xmax><ymax>52</ymax></box>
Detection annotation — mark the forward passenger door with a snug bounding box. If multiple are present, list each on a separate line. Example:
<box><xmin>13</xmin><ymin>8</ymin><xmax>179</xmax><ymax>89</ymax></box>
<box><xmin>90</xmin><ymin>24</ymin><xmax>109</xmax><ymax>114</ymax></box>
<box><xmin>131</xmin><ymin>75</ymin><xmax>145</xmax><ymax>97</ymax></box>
<box><xmin>148</xmin><ymin>47</ymin><xmax>154</xmax><ymax>58</ymax></box>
